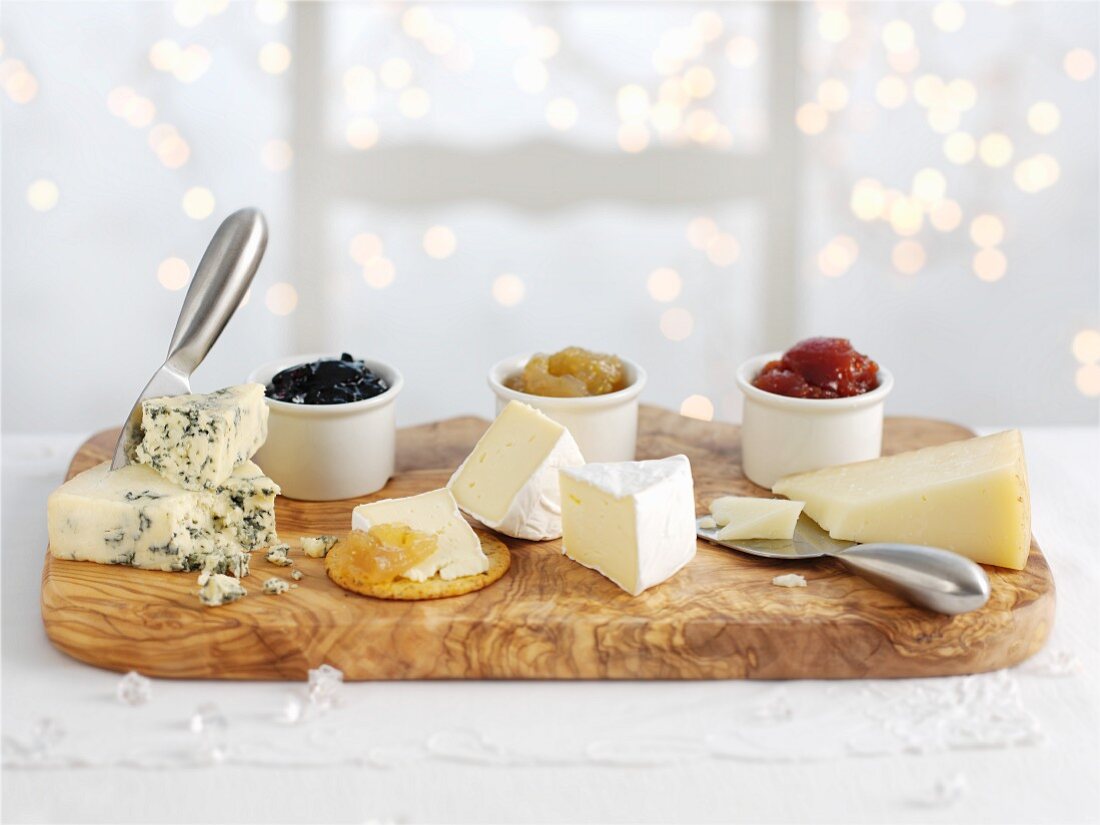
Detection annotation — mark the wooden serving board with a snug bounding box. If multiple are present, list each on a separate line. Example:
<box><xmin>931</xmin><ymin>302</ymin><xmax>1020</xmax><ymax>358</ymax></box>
<box><xmin>41</xmin><ymin>408</ymin><xmax>1054</xmax><ymax>680</ymax></box>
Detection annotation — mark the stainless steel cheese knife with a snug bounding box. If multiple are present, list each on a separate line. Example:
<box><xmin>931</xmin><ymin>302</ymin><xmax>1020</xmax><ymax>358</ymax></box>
<box><xmin>696</xmin><ymin>513</ymin><xmax>991</xmax><ymax>615</ymax></box>
<box><xmin>109</xmin><ymin>208</ymin><xmax>268</xmax><ymax>471</ymax></box>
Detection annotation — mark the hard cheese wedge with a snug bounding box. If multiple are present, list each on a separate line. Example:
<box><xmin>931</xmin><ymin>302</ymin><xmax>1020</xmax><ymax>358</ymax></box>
<box><xmin>710</xmin><ymin>496</ymin><xmax>805</xmax><ymax>541</ymax></box>
<box><xmin>134</xmin><ymin>383</ymin><xmax>269</xmax><ymax>491</ymax></box>
<box><xmin>351</xmin><ymin>488</ymin><xmax>488</xmax><ymax>581</ymax></box>
<box><xmin>559</xmin><ymin>455</ymin><xmax>696</xmax><ymax>596</ymax></box>
<box><xmin>448</xmin><ymin>400</ymin><xmax>584</xmax><ymax>540</ymax></box>
<box><xmin>772</xmin><ymin>430</ymin><xmax>1031</xmax><ymax>569</ymax></box>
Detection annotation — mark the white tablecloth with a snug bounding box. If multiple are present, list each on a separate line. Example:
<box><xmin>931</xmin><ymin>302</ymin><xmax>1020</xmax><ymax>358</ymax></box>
<box><xmin>3</xmin><ymin>427</ymin><xmax>1098</xmax><ymax>824</ymax></box>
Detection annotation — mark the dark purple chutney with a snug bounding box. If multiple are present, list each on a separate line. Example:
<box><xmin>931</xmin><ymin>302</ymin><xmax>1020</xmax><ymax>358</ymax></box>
<box><xmin>266</xmin><ymin>353</ymin><xmax>389</xmax><ymax>405</ymax></box>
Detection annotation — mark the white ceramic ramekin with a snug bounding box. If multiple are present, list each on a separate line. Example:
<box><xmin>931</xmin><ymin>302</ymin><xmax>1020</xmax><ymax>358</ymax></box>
<box><xmin>488</xmin><ymin>353</ymin><xmax>647</xmax><ymax>463</ymax></box>
<box><xmin>248</xmin><ymin>353</ymin><xmax>403</xmax><ymax>501</ymax></box>
<box><xmin>736</xmin><ymin>352</ymin><xmax>894</xmax><ymax>489</ymax></box>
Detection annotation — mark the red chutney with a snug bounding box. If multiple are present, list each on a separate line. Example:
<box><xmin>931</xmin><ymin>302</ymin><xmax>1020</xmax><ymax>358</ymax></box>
<box><xmin>752</xmin><ymin>337</ymin><xmax>879</xmax><ymax>399</ymax></box>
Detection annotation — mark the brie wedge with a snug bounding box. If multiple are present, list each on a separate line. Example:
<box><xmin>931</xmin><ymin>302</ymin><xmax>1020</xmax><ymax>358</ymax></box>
<box><xmin>351</xmin><ymin>488</ymin><xmax>488</xmax><ymax>581</ymax></box>
<box><xmin>448</xmin><ymin>400</ymin><xmax>584</xmax><ymax>540</ymax></box>
<box><xmin>559</xmin><ymin>455</ymin><xmax>696</xmax><ymax>596</ymax></box>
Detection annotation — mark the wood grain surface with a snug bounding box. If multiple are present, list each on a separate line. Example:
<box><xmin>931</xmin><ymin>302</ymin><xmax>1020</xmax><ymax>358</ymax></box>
<box><xmin>41</xmin><ymin>408</ymin><xmax>1055</xmax><ymax>680</ymax></box>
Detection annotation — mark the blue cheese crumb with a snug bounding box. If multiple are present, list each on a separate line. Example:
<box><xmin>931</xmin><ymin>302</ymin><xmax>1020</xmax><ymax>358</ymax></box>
<box><xmin>291</xmin><ymin>570</ymin><xmax>303</xmax><ymax>581</ymax></box>
<box><xmin>300</xmin><ymin>535</ymin><xmax>338</xmax><ymax>559</ymax></box>
<box><xmin>199</xmin><ymin>573</ymin><xmax>247</xmax><ymax>606</ymax></box>
<box><xmin>265</xmin><ymin>543</ymin><xmax>293</xmax><ymax>566</ymax></box>
<box><xmin>771</xmin><ymin>573</ymin><xmax>807</xmax><ymax>588</ymax></box>
<box><xmin>262</xmin><ymin>577</ymin><xmax>290</xmax><ymax>595</ymax></box>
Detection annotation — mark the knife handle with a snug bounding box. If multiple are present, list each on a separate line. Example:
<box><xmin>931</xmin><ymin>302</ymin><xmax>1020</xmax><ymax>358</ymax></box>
<box><xmin>831</xmin><ymin>543</ymin><xmax>991</xmax><ymax>615</ymax></box>
<box><xmin>165</xmin><ymin>208</ymin><xmax>268</xmax><ymax>374</ymax></box>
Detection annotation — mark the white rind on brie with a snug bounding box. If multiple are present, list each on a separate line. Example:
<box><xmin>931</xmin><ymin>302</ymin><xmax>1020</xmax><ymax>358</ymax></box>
<box><xmin>447</xmin><ymin>400</ymin><xmax>584</xmax><ymax>541</ymax></box>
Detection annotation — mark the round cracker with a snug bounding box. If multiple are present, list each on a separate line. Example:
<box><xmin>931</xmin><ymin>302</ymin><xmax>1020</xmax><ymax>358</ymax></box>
<box><xmin>325</xmin><ymin>531</ymin><xmax>510</xmax><ymax>601</ymax></box>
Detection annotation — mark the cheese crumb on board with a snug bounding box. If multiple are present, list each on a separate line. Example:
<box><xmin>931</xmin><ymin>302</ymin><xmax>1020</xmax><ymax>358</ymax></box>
<box><xmin>265</xmin><ymin>543</ymin><xmax>293</xmax><ymax>566</ymax></box>
<box><xmin>301</xmin><ymin>535</ymin><xmax>338</xmax><ymax>559</ymax></box>
<box><xmin>291</xmin><ymin>570</ymin><xmax>303</xmax><ymax>581</ymax></box>
<box><xmin>772</xmin><ymin>573</ymin><xmax>807</xmax><ymax>588</ymax></box>
<box><xmin>134</xmin><ymin>384</ymin><xmax>268</xmax><ymax>491</ymax></box>
<box><xmin>773</xmin><ymin>430</ymin><xmax>1031</xmax><ymax>569</ymax></box>
<box><xmin>262</xmin><ymin>577</ymin><xmax>290</xmax><ymax>595</ymax></box>
<box><xmin>559</xmin><ymin>455</ymin><xmax>696</xmax><ymax>596</ymax></box>
<box><xmin>352</xmin><ymin>488</ymin><xmax>488</xmax><ymax>582</ymax></box>
<box><xmin>448</xmin><ymin>400</ymin><xmax>584</xmax><ymax>541</ymax></box>
<box><xmin>199</xmin><ymin>573</ymin><xmax>247</xmax><ymax>606</ymax></box>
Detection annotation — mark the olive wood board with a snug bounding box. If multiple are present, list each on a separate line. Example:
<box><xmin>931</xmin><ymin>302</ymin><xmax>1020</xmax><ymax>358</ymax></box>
<box><xmin>40</xmin><ymin>407</ymin><xmax>1054</xmax><ymax>681</ymax></box>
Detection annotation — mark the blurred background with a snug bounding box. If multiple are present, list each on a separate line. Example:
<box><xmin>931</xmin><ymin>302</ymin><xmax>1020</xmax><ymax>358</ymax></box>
<box><xmin>2</xmin><ymin>0</ymin><xmax>1098</xmax><ymax>434</ymax></box>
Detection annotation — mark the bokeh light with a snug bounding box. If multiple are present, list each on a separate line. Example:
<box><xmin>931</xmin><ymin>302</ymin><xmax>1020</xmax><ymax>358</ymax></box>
<box><xmin>795</xmin><ymin>102</ymin><xmax>828</xmax><ymax>135</ymax></box>
<box><xmin>875</xmin><ymin>75</ymin><xmax>907</xmax><ymax>108</ymax></box>
<box><xmin>617</xmin><ymin>122</ymin><xmax>650</xmax><ymax>153</ymax></box>
<box><xmin>363</xmin><ymin>257</ymin><xmax>396</xmax><ymax>289</ymax></box>
<box><xmin>882</xmin><ymin>20</ymin><xmax>915</xmax><ymax>53</ymax></box>
<box><xmin>260</xmin><ymin>138</ymin><xmax>293</xmax><ymax>171</ymax></box>
<box><xmin>850</xmin><ymin>178</ymin><xmax>886</xmax><ymax>221</ymax></box>
<box><xmin>978</xmin><ymin>132</ymin><xmax>1013</xmax><ymax>167</ymax></box>
<box><xmin>817</xmin><ymin>235</ymin><xmax>858</xmax><ymax>277</ymax></box>
<box><xmin>258</xmin><ymin>42</ymin><xmax>291</xmax><ymax>74</ymax></box>
<box><xmin>943</xmin><ymin>131</ymin><xmax>976</xmax><ymax>164</ymax></box>
<box><xmin>265</xmin><ymin>282</ymin><xmax>298</xmax><ymax>315</ymax></box>
<box><xmin>932</xmin><ymin>1</ymin><xmax>966</xmax><ymax>32</ymax></box>
<box><xmin>349</xmin><ymin>232</ymin><xmax>383</xmax><ymax>264</ymax></box>
<box><xmin>181</xmin><ymin>186</ymin><xmax>215</xmax><ymax>220</ymax></box>
<box><xmin>888</xmin><ymin>197</ymin><xmax>923</xmax><ymax>236</ymax></box>
<box><xmin>819</xmin><ymin>9</ymin><xmax>851</xmax><ymax>43</ymax></box>
<box><xmin>973</xmin><ymin>248</ymin><xmax>1007</xmax><ymax>282</ymax></box>
<box><xmin>705</xmin><ymin>233</ymin><xmax>740</xmax><ymax>266</ymax></box>
<box><xmin>1076</xmin><ymin>364</ymin><xmax>1100</xmax><ymax>397</ymax></box>
<box><xmin>929</xmin><ymin>198</ymin><xmax>963</xmax><ymax>231</ymax></box>
<box><xmin>254</xmin><ymin>0</ymin><xmax>287</xmax><ymax>25</ymax></box>
<box><xmin>1027</xmin><ymin>101</ymin><xmax>1061</xmax><ymax>135</ymax></box>
<box><xmin>969</xmin><ymin>214</ymin><xmax>1005</xmax><ymax>248</ymax></box>
<box><xmin>157</xmin><ymin>257</ymin><xmax>190</xmax><ymax>291</ymax></box>
<box><xmin>679</xmin><ymin>394</ymin><xmax>714</xmax><ymax>421</ymax></box>
<box><xmin>26</xmin><ymin>179</ymin><xmax>59</xmax><ymax>212</ymax></box>
<box><xmin>686</xmin><ymin>217</ymin><xmax>718</xmax><ymax>249</ymax></box>
<box><xmin>492</xmin><ymin>274</ymin><xmax>526</xmax><ymax>306</ymax></box>
<box><xmin>912</xmin><ymin>168</ymin><xmax>946</xmax><ymax>203</ymax></box>
<box><xmin>346</xmin><ymin>116</ymin><xmax>379</xmax><ymax>150</ymax></box>
<box><xmin>1013</xmin><ymin>154</ymin><xmax>1061</xmax><ymax>193</ymax></box>
<box><xmin>646</xmin><ymin>267</ymin><xmax>682</xmax><ymax>302</ymax></box>
<box><xmin>545</xmin><ymin>97</ymin><xmax>578</xmax><ymax>131</ymax></box>
<box><xmin>1071</xmin><ymin>329</ymin><xmax>1100</xmax><ymax>364</ymax></box>
<box><xmin>817</xmin><ymin>78</ymin><xmax>850</xmax><ymax>111</ymax></box>
<box><xmin>659</xmin><ymin>307</ymin><xmax>694</xmax><ymax>341</ymax></box>
<box><xmin>1064</xmin><ymin>48</ymin><xmax>1097</xmax><ymax>81</ymax></box>
<box><xmin>892</xmin><ymin>240</ymin><xmax>926</xmax><ymax>275</ymax></box>
<box><xmin>422</xmin><ymin>225</ymin><xmax>457</xmax><ymax>259</ymax></box>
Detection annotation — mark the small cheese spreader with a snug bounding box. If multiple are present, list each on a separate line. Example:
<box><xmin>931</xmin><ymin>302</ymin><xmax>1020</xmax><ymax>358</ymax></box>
<box><xmin>697</xmin><ymin>513</ymin><xmax>991</xmax><ymax>615</ymax></box>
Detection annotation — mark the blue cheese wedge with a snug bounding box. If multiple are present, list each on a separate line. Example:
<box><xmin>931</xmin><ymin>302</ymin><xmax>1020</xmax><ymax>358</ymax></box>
<box><xmin>47</xmin><ymin>460</ymin><xmax>276</xmax><ymax>572</ymax></box>
<box><xmin>133</xmin><ymin>383</ymin><xmax>268</xmax><ymax>491</ymax></box>
<box><xmin>351</xmin><ymin>488</ymin><xmax>488</xmax><ymax>581</ymax></box>
<box><xmin>199</xmin><ymin>573</ymin><xmax>247</xmax><ymax>606</ymax></box>
<box><xmin>300</xmin><ymin>535</ymin><xmax>338</xmax><ymax>559</ymax></box>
